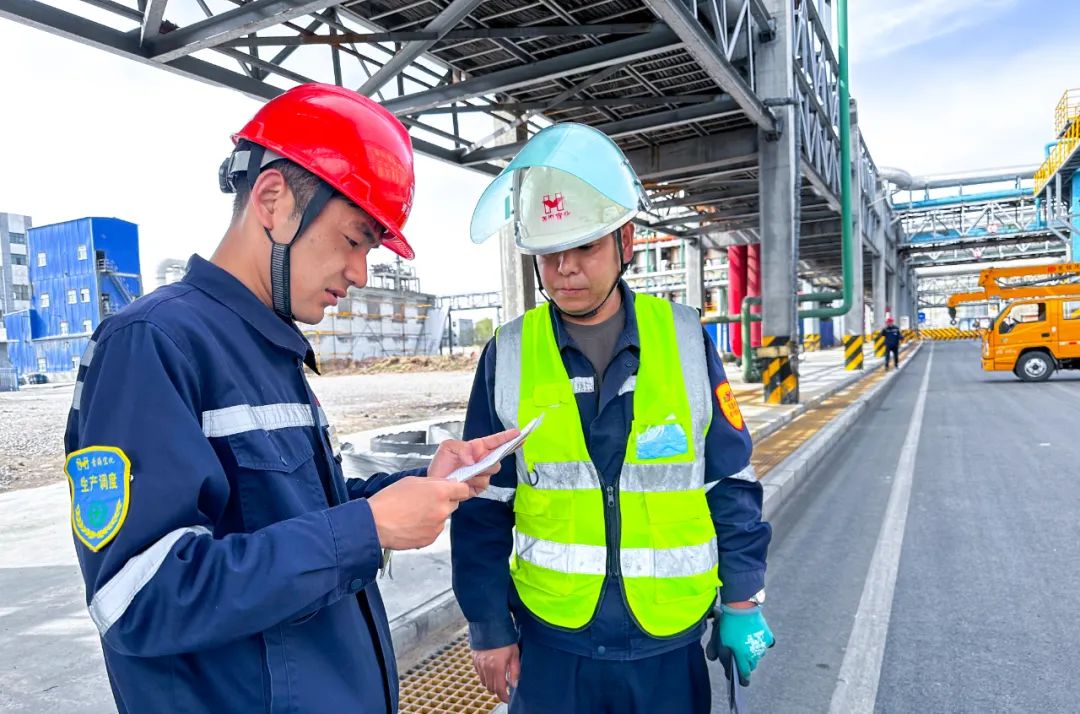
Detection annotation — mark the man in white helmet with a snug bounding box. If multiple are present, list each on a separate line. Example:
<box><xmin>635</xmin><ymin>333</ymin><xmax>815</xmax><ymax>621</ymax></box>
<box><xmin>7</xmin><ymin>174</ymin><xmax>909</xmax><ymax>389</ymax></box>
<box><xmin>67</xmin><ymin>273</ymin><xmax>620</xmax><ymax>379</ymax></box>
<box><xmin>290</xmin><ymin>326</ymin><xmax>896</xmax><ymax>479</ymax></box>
<box><xmin>451</xmin><ymin>123</ymin><xmax>774</xmax><ymax>713</ymax></box>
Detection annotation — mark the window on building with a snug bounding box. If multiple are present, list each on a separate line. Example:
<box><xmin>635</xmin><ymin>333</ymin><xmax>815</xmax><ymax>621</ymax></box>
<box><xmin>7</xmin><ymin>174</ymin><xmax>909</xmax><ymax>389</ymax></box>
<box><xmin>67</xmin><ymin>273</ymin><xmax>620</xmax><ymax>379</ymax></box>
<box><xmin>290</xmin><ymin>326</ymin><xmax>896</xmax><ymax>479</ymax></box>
<box><xmin>77</xmin><ymin>245</ymin><xmax>88</xmax><ymax>261</ymax></box>
<box><xmin>82</xmin><ymin>319</ymin><xmax>93</xmax><ymax>334</ymax></box>
<box><xmin>37</xmin><ymin>252</ymin><xmax>46</xmax><ymax>267</ymax></box>
<box><xmin>59</xmin><ymin>321</ymin><xmax>69</xmax><ymax>336</ymax></box>
<box><xmin>40</xmin><ymin>293</ymin><xmax>49</xmax><ymax>308</ymax></box>
<box><xmin>9</xmin><ymin>232</ymin><xmax>26</xmax><ymax>245</ymax></box>
<box><xmin>11</xmin><ymin>253</ymin><xmax>26</xmax><ymax>266</ymax></box>
<box><xmin>67</xmin><ymin>289</ymin><xmax>77</xmax><ymax>304</ymax></box>
<box><xmin>72</xmin><ymin>356</ymin><xmax>81</xmax><ymax>370</ymax></box>
<box><xmin>37</xmin><ymin>358</ymin><xmax>46</xmax><ymax>373</ymax></box>
<box><xmin>13</xmin><ymin>285</ymin><xmax>29</xmax><ymax>301</ymax></box>
<box><xmin>81</xmin><ymin>288</ymin><xmax>90</xmax><ymax>303</ymax></box>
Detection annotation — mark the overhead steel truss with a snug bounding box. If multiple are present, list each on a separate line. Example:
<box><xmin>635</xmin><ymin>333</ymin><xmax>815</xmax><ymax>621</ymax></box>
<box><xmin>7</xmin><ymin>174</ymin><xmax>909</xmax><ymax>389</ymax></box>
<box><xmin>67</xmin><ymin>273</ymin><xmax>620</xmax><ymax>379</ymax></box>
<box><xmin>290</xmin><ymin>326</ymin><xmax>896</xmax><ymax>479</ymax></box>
<box><xmin>892</xmin><ymin>178</ymin><xmax>1066</xmax><ymax>269</ymax></box>
<box><xmin>0</xmin><ymin>0</ymin><xmax>898</xmax><ymax>283</ymax></box>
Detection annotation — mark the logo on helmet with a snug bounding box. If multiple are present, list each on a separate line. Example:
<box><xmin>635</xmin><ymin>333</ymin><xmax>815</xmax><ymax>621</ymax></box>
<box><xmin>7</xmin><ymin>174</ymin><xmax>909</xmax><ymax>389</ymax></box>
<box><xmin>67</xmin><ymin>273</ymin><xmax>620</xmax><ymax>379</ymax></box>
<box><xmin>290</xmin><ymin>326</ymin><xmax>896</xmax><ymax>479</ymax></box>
<box><xmin>541</xmin><ymin>193</ymin><xmax>570</xmax><ymax>223</ymax></box>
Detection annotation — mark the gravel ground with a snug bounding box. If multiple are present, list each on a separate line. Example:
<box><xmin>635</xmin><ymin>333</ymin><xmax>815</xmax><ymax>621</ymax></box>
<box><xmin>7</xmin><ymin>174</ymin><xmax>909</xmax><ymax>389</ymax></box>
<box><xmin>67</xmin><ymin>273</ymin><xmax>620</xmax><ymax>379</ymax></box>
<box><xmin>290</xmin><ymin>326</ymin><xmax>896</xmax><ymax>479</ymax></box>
<box><xmin>0</xmin><ymin>370</ymin><xmax>476</xmax><ymax>493</ymax></box>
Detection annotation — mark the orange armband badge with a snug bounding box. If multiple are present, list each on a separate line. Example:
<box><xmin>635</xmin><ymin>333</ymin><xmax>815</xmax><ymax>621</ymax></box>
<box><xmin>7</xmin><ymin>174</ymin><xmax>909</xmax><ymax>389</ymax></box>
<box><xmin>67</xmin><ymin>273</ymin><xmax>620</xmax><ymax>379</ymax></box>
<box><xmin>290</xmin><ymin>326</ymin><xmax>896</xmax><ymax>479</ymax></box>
<box><xmin>715</xmin><ymin>382</ymin><xmax>745</xmax><ymax>431</ymax></box>
<box><xmin>65</xmin><ymin>446</ymin><xmax>131</xmax><ymax>552</ymax></box>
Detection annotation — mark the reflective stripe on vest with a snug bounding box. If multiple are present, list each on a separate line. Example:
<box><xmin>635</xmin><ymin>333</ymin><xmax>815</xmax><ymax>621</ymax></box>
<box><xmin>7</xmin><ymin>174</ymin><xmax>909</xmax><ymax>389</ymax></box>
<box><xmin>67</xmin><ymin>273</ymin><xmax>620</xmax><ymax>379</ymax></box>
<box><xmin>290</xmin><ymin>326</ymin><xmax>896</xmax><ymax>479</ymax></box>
<box><xmin>494</xmin><ymin>293</ymin><xmax>718</xmax><ymax>636</ymax></box>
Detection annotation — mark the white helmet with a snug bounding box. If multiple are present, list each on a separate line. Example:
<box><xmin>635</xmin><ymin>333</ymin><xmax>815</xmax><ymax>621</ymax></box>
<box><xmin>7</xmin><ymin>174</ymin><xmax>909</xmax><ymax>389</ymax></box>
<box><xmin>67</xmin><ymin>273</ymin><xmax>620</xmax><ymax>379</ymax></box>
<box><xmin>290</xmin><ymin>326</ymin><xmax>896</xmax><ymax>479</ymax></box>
<box><xmin>470</xmin><ymin>123</ymin><xmax>650</xmax><ymax>255</ymax></box>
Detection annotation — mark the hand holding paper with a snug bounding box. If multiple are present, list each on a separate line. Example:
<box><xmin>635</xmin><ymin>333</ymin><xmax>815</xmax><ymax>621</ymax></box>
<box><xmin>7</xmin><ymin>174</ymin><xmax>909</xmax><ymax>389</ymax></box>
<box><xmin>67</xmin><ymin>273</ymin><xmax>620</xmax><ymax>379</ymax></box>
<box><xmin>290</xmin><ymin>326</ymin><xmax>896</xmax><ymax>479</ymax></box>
<box><xmin>443</xmin><ymin>414</ymin><xmax>544</xmax><ymax>483</ymax></box>
<box><xmin>427</xmin><ymin>416</ymin><xmax>541</xmax><ymax>496</ymax></box>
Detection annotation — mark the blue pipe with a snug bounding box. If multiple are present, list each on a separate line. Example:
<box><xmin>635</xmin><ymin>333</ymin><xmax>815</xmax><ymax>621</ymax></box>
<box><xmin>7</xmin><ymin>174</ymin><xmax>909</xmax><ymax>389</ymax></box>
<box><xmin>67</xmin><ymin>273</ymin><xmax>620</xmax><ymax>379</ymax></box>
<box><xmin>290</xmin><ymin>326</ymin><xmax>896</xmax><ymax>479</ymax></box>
<box><xmin>1047</xmin><ymin>141</ymin><xmax>1060</xmax><ymax>158</ymax></box>
<box><xmin>899</xmin><ymin>188</ymin><xmax>1028</xmax><ymax>210</ymax></box>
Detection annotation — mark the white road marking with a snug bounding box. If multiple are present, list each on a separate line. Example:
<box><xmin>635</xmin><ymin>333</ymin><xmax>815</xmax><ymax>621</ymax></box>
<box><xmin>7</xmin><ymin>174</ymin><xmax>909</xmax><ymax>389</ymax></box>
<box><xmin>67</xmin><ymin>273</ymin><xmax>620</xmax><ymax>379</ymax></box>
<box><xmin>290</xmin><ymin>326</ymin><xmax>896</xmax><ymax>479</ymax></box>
<box><xmin>829</xmin><ymin>345</ymin><xmax>934</xmax><ymax>714</ymax></box>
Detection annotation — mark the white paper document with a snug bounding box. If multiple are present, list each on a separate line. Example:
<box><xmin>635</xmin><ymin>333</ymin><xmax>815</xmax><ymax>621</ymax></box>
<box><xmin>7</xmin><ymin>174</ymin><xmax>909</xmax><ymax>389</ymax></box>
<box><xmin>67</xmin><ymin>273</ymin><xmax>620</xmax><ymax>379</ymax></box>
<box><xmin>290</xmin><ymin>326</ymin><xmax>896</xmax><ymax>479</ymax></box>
<box><xmin>445</xmin><ymin>413</ymin><xmax>544</xmax><ymax>483</ymax></box>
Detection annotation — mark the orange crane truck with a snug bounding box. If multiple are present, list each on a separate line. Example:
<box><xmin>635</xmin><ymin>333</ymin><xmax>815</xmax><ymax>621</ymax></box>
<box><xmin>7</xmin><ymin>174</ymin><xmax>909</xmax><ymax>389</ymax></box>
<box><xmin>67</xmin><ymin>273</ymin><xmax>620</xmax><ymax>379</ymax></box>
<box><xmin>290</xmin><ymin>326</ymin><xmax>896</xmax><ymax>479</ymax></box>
<box><xmin>947</xmin><ymin>262</ymin><xmax>1080</xmax><ymax>381</ymax></box>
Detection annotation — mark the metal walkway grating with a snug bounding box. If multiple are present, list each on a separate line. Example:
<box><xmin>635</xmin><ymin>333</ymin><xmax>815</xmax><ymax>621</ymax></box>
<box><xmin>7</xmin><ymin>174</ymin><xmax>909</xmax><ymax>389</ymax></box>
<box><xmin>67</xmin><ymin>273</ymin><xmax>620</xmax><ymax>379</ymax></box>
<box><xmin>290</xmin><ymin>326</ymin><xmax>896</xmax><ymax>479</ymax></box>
<box><xmin>399</xmin><ymin>632</ymin><xmax>500</xmax><ymax>714</ymax></box>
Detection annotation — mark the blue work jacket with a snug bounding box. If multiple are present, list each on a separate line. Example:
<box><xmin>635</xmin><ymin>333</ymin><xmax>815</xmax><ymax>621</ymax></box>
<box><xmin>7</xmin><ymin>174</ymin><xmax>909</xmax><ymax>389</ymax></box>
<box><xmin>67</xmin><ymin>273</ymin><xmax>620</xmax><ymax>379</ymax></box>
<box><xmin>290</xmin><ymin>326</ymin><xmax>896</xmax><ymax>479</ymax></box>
<box><xmin>65</xmin><ymin>255</ymin><xmax>413</xmax><ymax>713</ymax></box>
<box><xmin>450</xmin><ymin>282</ymin><xmax>771</xmax><ymax>661</ymax></box>
<box><xmin>883</xmin><ymin>324</ymin><xmax>902</xmax><ymax>349</ymax></box>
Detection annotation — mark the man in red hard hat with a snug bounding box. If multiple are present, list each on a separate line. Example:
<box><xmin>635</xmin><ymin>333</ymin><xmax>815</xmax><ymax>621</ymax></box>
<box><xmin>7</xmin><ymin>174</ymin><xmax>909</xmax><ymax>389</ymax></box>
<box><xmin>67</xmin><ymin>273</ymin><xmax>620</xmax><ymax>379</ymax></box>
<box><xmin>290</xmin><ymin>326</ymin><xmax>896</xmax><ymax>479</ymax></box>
<box><xmin>882</xmin><ymin>316</ymin><xmax>902</xmax><ymax>370</ymax></box>
<box><xmin>64</xmin><ymin>83</ymin><xmax>516</xmax><ymax>713</ymax></box>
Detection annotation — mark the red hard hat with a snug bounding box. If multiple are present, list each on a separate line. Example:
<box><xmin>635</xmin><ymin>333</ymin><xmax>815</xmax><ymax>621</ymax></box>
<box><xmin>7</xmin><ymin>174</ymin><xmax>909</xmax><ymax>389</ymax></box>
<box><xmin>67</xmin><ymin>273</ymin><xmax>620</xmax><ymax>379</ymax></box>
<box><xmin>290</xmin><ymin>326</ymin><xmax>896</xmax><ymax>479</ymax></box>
<box><xmin>233</xmin><ymin>83</ymin><xmax>416</xmax><ymax>259</ymax></box>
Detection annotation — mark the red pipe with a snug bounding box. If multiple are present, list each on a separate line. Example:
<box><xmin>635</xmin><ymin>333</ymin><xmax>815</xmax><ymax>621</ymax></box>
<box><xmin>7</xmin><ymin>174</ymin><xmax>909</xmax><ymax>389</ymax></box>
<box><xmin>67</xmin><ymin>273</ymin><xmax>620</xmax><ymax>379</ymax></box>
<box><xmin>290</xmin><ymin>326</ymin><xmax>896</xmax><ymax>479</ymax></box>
<box><xmin>747</xmin><ymin>243</ymin><xmax>762</xmax><ymax>347</ymax></box>
<box><xmin>727</xmin><ymin>245</ymin><xmax>747</xmax><ymax>357</ymax></box>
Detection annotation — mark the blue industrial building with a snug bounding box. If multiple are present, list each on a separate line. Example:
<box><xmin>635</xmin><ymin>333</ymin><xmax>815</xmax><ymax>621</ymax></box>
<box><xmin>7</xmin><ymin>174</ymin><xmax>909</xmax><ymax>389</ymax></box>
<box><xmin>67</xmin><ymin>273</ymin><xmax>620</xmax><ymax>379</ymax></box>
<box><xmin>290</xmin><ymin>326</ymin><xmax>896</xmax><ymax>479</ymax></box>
<box><xmin>3</xmin><ymin>217</ymin><xmax>142</xmax><ymax>381</ymax></box>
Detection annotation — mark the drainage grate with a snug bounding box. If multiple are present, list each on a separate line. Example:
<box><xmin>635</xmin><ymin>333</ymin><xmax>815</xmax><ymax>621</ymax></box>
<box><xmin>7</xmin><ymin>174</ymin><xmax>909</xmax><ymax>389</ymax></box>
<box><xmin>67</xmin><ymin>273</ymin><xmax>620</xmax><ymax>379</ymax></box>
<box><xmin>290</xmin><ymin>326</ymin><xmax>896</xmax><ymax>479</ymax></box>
<box><xmin>399</xmin><ymin>632</ymin><xmax>500</xmax><ymax>714</ymax></box>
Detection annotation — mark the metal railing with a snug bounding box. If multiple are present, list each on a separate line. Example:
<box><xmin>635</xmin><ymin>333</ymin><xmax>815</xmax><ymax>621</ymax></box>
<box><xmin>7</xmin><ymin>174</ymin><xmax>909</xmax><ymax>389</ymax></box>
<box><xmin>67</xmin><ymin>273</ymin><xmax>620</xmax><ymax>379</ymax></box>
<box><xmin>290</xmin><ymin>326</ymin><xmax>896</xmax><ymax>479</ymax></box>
<box><xmin>1034</xmin><ymin>89</ymin><xmax>1080</xmax><ymax>194</ymax></box>
<box><xmin>1054</xmin><ymin>88</ymin><xmax>1080</xmax><ymax>137</ymax></box>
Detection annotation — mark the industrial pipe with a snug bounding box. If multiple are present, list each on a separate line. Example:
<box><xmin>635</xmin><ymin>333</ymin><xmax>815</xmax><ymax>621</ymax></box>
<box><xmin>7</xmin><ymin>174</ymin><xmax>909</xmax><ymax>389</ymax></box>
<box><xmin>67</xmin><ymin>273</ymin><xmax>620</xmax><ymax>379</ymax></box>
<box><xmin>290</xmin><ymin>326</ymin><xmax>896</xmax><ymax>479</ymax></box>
<box><xmin>799</xmin><ymin>0</ymin><xmax>853</xmax><ymax>322</ymax></box>
<box><xmin>702</xmin><ymin>0</ymin><xmax>853</xmax><ymax>350</ymax></box>
<box><xmin>880</xmin><ymin>165</ymin><xmax>1039</xmax><ymax>190</ymax></box>
<box><xmin>895</xmin><ymin>188</ymin><xmax>1028</xmax><ymax>211</ymax></box>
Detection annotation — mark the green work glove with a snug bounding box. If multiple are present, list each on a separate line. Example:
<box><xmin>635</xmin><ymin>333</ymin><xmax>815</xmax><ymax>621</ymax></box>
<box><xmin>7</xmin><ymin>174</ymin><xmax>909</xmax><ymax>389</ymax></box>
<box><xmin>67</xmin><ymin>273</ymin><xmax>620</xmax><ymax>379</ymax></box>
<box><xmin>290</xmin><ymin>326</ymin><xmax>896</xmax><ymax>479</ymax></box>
<box><xmin>706</xmin><ymin>605</ymin><xmax>775</xmax><ymax>685</ymax></box>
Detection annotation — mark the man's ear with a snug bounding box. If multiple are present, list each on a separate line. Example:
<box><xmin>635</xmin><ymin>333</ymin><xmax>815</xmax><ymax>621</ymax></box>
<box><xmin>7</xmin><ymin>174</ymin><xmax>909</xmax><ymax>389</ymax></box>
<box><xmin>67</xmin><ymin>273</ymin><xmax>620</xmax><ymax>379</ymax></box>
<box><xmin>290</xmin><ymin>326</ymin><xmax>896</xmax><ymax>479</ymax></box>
<box><xmin>620</xmin><ymin>222</ymin><xmax>635</xmax><ymax>263</ymax></box>
<box><xmin>249</xmin><ymin>168</ymin><xmax>291</xmax><ymax>231</ymax></box>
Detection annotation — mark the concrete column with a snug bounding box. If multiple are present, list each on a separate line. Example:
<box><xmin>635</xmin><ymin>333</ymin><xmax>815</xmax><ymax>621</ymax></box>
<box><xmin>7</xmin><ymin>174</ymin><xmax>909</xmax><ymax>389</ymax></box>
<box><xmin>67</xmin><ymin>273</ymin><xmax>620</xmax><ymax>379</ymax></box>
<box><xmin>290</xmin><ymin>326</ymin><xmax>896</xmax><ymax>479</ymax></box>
<box><xmin>728</xmin><ymin>245</ymin><xmax>747</xmax><ymax>357</ymax></box>
<box><xmin>498</xmin><ymin>233</ymin><xmax>536</xmax><ymax>322</ymax></box>
<box><xmin>872</xmin><ymin>253</ymin><xmax>887</xmax><ymax>330</ymax></box>
<box><xmin>888</xmin><ymin>269</ymin><xmax>900</xmax><ymax>321</ymax></box>
<box><xmin>756</xmin><ymin>0</ymin><xmax>799</xmax><ymax>403</ymax></box>
<box><xmin>845</xmin><ymin>103</ymin><xmax>866</xmax><ymax>370</ymax></box>
<box><xmin>685</xmin><ymin>237</ymin><xmax>704</xmax><ymax>312</ymax></box>
<box><xmin>497</xmin><ymin>120</ymin><xmax>536</xmax><ymax>323</ymax></box>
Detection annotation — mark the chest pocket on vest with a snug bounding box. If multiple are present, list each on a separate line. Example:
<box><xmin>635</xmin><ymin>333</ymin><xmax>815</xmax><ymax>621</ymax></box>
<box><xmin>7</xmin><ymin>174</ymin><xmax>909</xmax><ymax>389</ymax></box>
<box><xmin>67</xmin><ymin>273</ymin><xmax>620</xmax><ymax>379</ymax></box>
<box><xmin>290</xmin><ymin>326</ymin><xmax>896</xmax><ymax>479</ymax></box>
<box><xmin>228</xmin><ymin>428</ymin><xmax>322</xmax><ymax>529</ymax></box>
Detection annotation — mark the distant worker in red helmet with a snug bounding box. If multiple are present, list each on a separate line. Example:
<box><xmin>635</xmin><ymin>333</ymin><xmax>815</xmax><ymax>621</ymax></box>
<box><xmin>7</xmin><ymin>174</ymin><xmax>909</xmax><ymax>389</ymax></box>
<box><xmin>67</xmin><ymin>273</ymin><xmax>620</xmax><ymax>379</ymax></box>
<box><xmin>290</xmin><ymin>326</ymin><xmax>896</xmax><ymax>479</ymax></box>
<box><xmin>882</xmin><ymin>316</ymin><xmax>902</xmax><ymax>370</ymax></box>
<box><xmin>64</xmin><ymin>83</ymin><xmax>517</xmax><ymax>713</ymax></box>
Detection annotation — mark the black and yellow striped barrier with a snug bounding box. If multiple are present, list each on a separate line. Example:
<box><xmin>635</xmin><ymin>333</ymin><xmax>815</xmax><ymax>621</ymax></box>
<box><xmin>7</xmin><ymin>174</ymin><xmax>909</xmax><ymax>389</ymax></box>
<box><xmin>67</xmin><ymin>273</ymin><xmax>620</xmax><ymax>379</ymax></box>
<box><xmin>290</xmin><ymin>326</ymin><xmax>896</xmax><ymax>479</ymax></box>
<box><xmin>759</xmin><ymin>335</ymin><xmax>798</xmax><ymax>405</ymax></box>
<box><xmin>803</xmin><ymin>334</ymin><xmax>821</xmax><ymax>352</ymax></box>
<box><xmin>844</xmin><ymin>335</ymin><xmax>864</xmax><ymax>370</ymax></box>
<box><xmin>920</xmin><ymin>327</ymin><xmax>981</xmax><ymax>341</ymax></box>
<box><xmin>901</xmin><ymin>328</ymin><xmax>918</xmax><ymax>342</ymax></box>
<box><xmin>873</xmin><ymin>333</ymin><xmax>886</xmax><ymax>358</ymax></box>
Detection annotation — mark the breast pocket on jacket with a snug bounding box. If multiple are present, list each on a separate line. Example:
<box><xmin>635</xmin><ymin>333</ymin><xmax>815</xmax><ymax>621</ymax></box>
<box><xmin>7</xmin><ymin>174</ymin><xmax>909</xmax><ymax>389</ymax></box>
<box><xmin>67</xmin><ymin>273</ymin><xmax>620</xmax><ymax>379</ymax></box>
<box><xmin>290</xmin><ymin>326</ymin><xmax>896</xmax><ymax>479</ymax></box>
<box><xmin>228</xmin><ymin>428</ymin><xmax>323</xmax><ymax>529</ymax></box>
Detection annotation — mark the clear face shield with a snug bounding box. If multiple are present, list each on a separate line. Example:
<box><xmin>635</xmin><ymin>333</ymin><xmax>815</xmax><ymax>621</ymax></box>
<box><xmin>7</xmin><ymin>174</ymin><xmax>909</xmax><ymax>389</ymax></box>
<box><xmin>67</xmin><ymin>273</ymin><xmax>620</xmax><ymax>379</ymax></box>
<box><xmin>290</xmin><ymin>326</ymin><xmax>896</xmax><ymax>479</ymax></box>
<box><xmin>470</xmin><ymin>123</ymin><xmax>650</xmax><ymax>255</ymax></box>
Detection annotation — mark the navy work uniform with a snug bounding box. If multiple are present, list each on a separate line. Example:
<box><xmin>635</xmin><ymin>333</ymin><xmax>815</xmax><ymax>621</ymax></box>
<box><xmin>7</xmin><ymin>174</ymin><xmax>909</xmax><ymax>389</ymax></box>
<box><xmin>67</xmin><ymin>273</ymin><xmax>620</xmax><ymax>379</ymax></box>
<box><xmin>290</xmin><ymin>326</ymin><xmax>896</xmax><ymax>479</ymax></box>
<box><xmin>450</xmin><ymin>282</ymin><xmax>772</xmax><ymax>713</ymax></box>
<box><xmin>883</xmin><ymin>323</ymin><xmax>902</xmax><ymax>368</ymax></box>
<box><xmin>65</xmin><ymin>255</ymin><xmax>413</xmax><ymax>713</ymax></box>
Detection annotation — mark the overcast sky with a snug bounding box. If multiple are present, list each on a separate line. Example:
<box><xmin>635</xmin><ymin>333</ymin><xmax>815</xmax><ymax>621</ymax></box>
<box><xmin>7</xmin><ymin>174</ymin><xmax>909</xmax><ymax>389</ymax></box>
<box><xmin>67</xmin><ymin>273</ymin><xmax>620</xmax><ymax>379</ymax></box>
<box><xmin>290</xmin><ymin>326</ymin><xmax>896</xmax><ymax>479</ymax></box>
<box><xmin>1</xmin><ymin>0</ymin><xmax>1077</xmax><ymax>296</ymax></box>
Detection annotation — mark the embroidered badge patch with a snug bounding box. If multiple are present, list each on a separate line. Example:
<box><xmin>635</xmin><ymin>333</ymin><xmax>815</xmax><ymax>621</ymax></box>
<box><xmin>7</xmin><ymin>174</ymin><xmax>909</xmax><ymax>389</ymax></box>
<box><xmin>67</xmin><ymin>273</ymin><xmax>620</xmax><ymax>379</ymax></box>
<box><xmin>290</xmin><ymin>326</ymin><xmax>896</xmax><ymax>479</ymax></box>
<box><xmin>715</xmin><ymin>382</ymin><xmax>745</xmax><ymax>431</ymax></box>
<box><xmin>66</xmin><ymin>446</ymin><xmax>131</xmax><ymax>552</ymax></box>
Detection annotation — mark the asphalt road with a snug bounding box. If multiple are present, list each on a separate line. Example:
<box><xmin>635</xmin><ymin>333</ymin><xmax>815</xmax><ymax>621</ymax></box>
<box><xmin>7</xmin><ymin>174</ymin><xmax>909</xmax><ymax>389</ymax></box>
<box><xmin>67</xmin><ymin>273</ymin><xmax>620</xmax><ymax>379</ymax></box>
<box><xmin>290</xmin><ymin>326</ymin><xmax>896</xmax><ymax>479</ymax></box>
<box><xmin>712</xmin><ymin>341</ymin><xmax>1080</xmax><ymax>713</ymax></box>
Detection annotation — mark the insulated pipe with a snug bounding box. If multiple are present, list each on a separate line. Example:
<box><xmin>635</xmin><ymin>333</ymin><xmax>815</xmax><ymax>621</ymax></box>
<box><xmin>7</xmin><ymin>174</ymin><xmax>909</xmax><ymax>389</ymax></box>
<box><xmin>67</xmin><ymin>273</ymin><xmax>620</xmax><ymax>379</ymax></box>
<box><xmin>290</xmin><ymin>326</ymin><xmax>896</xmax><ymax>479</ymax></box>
<box><xmin>880</xmin><ymin>165</ymin><xmax>1039</xmax><ymax>190</ymax></box>
<box><xmin>727</xmin><ymin>245</ymin><xmax>747</xmax><ymax>357</ymax></box>
<box><xmin>747</xmin><ymin>243</ymin><xmax>762</xmax><ymax>347</ymax></box>
<box><xmin>741</xmin><ymin>296</ymin><xmax>760</xmax><ymax>382</ymax></box>
<box><xmin>895</xmin><ymin>188</ymin><xmax>1028</xmax><ymax>210</ymax></box>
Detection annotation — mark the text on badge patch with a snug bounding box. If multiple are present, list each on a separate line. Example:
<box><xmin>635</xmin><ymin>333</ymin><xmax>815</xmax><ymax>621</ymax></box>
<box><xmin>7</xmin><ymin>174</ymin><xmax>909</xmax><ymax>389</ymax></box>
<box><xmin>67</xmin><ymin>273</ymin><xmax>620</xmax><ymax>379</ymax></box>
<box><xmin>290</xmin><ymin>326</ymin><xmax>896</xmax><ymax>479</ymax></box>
<box><xmin>65</xmin><ymin>445</ymin><xmax>132</xmax><ymax>552</ymax></box>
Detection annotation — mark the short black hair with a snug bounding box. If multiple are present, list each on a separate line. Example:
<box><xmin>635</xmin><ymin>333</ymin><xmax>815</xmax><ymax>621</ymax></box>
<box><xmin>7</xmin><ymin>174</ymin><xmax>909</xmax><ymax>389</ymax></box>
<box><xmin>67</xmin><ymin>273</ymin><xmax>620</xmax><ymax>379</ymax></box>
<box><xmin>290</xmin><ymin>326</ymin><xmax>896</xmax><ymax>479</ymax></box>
<box><xmin>231</xmin><ymin>149</ymin><xmax>327</xmax><ymax>222</ymax></box>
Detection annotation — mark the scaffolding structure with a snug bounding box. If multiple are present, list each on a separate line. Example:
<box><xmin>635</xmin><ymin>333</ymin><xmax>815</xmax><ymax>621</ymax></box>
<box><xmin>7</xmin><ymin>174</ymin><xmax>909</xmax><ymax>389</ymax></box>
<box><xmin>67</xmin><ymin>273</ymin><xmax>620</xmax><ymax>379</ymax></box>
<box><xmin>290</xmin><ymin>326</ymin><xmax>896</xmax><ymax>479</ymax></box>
<box><xmin>623</xmin><ymin>233</ymin><xmax>728</xmax><ymax>313</ymax></box>
<box><xmin>303</xmin><ymin>260</ymin><xmax>447</xmax><ymax>370</ymax></box>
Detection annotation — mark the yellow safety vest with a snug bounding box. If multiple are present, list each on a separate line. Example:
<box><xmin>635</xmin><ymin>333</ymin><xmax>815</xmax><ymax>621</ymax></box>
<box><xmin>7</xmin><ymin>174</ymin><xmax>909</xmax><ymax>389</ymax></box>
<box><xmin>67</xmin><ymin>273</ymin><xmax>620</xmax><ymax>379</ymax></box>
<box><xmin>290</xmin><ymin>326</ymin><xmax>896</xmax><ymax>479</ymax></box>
<box><xmin>493</xmin><ymin>292</ymin><xmax>718</xmax><ymax>637</ymax></box>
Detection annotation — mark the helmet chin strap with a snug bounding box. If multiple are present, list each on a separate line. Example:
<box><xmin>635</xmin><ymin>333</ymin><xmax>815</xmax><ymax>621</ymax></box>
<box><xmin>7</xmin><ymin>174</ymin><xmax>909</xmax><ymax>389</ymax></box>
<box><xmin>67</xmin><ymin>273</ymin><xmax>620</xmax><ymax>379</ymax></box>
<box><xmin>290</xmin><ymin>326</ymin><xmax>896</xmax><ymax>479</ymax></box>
<box><xmin>264</xmin><ymin>182</ymin><xmax>335</xmax><ymax>322</ymax></box>
<box><xmin>535</xmin><ymin>230</ymin><xmax>630</xmax><ymax>321</ymax></box>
